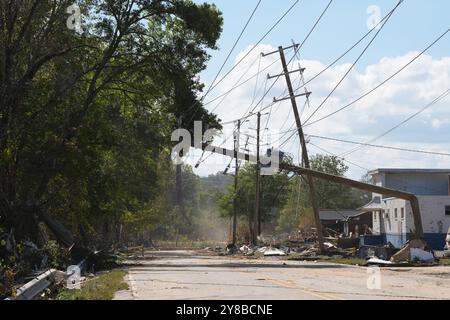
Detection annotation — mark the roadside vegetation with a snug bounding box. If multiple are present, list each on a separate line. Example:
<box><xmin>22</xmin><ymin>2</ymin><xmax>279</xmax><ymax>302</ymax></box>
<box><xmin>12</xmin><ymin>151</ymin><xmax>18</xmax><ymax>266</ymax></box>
<box><xmin>0</xmin><ymin>0</ymin><xmax>224</xmax><ymax>298</ymax></box>
<box><xmin>218</xmin><ymin>155</ymin><xmax>370</xmax><ymax>242</ymax></box>
<box><xmin>56</xmin><ymin>270</ymin><xmax>128</xmax><ymax>300</ymax></box>
<box><xmin>439</xmin><ymin>259</ymin><xmax>450</xmax><ymax>266</ymax></box>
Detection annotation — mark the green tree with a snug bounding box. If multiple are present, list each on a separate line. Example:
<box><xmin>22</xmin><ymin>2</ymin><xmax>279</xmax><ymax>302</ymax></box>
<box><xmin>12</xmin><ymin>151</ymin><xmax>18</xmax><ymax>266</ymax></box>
<box><xmin>218</xmin><ymin>164</ymin><xmax>291</xmax><ymax>239</ymax></box>
<box><xmin>277</xmin><ymin>155</ymin><xmax>369</xmax><ymax>232</ymax></box>
<box><xmin>0</xmin><ymin>0</ymin><xmax>223</xmax><ymax>252</ymax></box>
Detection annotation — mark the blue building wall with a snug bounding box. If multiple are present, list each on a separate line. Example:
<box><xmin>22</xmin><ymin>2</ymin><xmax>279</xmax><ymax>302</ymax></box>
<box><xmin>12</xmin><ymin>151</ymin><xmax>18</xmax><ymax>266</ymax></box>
<box><xmin>382</xmin><ymin>172</ymin><xmax>450</xmax><ymax>197</ymax></box>
<box><xmin>380</xmin><ymin>233</ymin><xmax>446</xmax><ymax>250</ymax></box>
<box><xmin>360</xmin><ymin>235</ymin><xmax>383</xmax><ymax>247</ymax></box>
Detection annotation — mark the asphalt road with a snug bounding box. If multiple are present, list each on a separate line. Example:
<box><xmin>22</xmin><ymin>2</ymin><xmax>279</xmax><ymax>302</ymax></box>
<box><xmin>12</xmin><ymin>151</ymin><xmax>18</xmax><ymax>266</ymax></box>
<box><xmin>114</xmin><ymin>250</ymin><xmax>450</xmax><ymax>300</ymax></box>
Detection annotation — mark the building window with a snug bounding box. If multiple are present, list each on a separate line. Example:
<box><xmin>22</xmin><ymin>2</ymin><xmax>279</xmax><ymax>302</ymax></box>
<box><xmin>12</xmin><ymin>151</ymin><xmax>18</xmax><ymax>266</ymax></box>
<box><xmin>401</xmin><ymin>208</ymin><xmax>405</xmax><ymax>219</ymax></box>
<box><xmin>446</xmin><ymin>206</ymin><xmax>450</xmax><ymax>216</ymax></box>
<box><xmin>386</xmin><ymin>209</ymin><xmax>390</xmax><ymax>219</ymax></box>
<box><xmin>394</xmin><ymin>208</ymin><xmax>398</xmax><ymax>219</ymax></box>
<box><xmin>373</xmin><ymin>212</ymin><xmax>377</xmax><ymax>221</ymax></box>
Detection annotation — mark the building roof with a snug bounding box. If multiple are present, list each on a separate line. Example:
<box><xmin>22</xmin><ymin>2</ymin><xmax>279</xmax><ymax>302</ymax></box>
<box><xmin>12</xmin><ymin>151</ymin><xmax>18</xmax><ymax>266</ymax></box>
<box><xmin>319</xmin><ymin>210</ymin><xmax>367</xmax><ymax>221</ymax></box>
<box><xmin>369</xmin><ymin>168</ymin><xmax>450</xmax><ymax>175</ymax></box>
<box><xmin>359</xmin><ymin>197</ymin><xmax>384</xmax><ymax>211</ymax></box>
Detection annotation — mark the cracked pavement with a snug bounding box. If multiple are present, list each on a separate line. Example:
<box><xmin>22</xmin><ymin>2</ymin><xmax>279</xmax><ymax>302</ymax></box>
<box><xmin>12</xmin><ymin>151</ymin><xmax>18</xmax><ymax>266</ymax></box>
<box><xmin>114</xmin><ymin>250</ymin><xmax>450</xmax><ymax>300</ymax></box>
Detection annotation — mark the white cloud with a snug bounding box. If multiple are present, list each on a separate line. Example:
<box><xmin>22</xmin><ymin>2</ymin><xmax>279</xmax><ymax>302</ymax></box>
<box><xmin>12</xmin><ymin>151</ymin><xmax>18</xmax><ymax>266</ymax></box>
<box><xmin>431</xmin><ymin>118</ymin><xmax>450</xmax><ymax>129</ymax></box>
<box><xmin>191</xmin><ymin>45</ymin><xmax>450</xmax><ymax>178</ymax></box>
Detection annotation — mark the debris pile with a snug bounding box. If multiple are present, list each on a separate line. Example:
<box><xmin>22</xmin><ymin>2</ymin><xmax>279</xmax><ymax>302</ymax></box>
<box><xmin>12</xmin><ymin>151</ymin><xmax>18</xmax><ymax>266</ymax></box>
<box><xmin>367</xmin><ymin>239</ymin><xmax>436</xmax><ymax>266</ymax></box>
<box><xmin>358</xmin><ymin>243</ymin><xmax>398</xmax><ymax>261</ymax></box>
<box><xmin>209</xmin><ymin>234</ymin><xmax>440</xmax><ymax>267</ymax></box>
<box><xmin>210</xmin><ymin>236</ymin><xmax>359</xmax><ymax>260</ymax></box>
<box><xmin>390</xmin><ymin>239</ymin><xmax>435</xmax><ymax>263</ymax></box>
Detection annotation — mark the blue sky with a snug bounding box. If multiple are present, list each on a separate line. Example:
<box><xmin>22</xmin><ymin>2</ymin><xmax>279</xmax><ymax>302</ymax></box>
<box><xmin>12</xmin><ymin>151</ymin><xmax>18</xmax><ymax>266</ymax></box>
<box><xmin>196</xmin><ymin>0</ymin><xmax>449</xmax><ymax>82</ymax></box>
<box><xmin>189</xmin><ymin>0</ymin><xmax>450</xmax><ymax>178</ymax></box>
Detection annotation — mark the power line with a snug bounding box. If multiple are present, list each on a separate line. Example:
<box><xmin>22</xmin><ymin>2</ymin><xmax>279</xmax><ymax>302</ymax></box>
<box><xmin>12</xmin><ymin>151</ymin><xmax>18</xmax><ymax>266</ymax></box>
<box><xmin>205</xmin><ymin>0</ymin><xmax>262</xmax><ymax>98</ymax></box>
<box><xmin>309</xmin><ymin>134</ymin><xmax>450</xmax><ymax>158</ymax></box>
<box><xmin>274</xmin><ymin>66</ymin><xmax>305</xmax><ymax>137</ymax></box>
<box><xmin>209</xmin><ymin>54</ymin><xmax>262</xmax><ymax>114</ymax></box>
<box><xmin>251</xmin><ymin>54</ymin><xmax>263</xmax><ymax>107</ymax></box>
<box><xmin>279</xmin><ymin>129</ymin><xmax>298</xmax><ymax>149</ymax></box>
<box><xmin>303</xmin><ymin>0</ymin><xmax>404</xmax><ymax>125</ymax></box>
<box><xmin>202</xmin><ymin>58</ymin><xmax>280</xmax><ymax>108</ymax></box>
<box><xmin>205</xmin><ymin>51</ymin><xmax>294</xmax><ymax>129</ymax></box>
<box><xmin>255</xmin><ymin>0</ymin><xmax>333</xmax><ymax>119</ymax></box>
<box><xmin>263</xmin><ymin>52</ymin><xmax>302</xmax><ymax>131</ymax></box>
<box><xmin>298</xmin><ymin>0</ymin><xmax>334</xmax><ymax>50</ymax></box>
<box><xmin>205</xmin><ymin>0</ymin><xmax>300</xmax><ymax>97</ymax></box>
<box><xmin>186</xmin><ymin>0</ymin><xmax>299</xmax><ymax>124</ymax></box>
<box><xmin>220</xmin><ymin>0</ymin><xmax>334</xmax><ymax>130</ymax></box>
<box><xmin>308</xmin><ymin>142</ymin><xmax>370</xmax><ymax>172</ymax></box>
<box><xmin>220</xmin><ymin>49</ymin><xmax>296</xmax><ymax>126</ymax></box>
<box><xmin>304</xmin><ymin>27</ymin><xmax>450</xmax><ymax>128</ymax></box>
<box><xmin>195</xmin><ymin>127</ymin><xmax>236</xmax><ymax>167</ymax></box>
<box><xmin>218</xmin><ymin>47</ymin><xmax>295</xmax><ymax>127</ymax></box>
<box><xmin>259</xmin><ymin>0</ymin><xmax>380</xmax><ymax>150</ymax></box>
<box><xmin>340</xmin><ymin>88</ymin><xmax>450</xmax><ymax>157</ymax></box>
<box><xmin>185</xmin><ymin>0</ymin><xmax>262</xmax><ymax>121</ymax></box>
<box><xmin>292</xmin><ymin>2</ymin><xmax>410</xmax><ymax>97</ymax></box>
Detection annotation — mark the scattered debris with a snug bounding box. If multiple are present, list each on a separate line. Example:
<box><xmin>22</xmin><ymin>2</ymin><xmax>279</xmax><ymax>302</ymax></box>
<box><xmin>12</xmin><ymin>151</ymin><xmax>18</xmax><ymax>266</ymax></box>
<box><xmin>262</xmin><ymin>248</ymin><xmax>286</xmax><ymax>257</ymax></box>
<box><xmin>390</xmin><ymin>245</ymin><xmax>410</xmax><ymax>263</ymax></box>
<box><xmin>367</xmin><ymin>258</ymin><xmax>394</xmax><ymax>266</ymax></box>
<box><xmin>337</xmin><ymin>237</ymin><xmax>360</xmax><ymax>249</ymax></box>
<box><xmin>358</xmin><ymin>243</ymin><xmax>397</xmax><ymax>261</ymax></box>
<box><xmin>324</xmin><ymin>242</ymin><xmax>337</xmax><ymax>249</ymax></box>
<box><xmin>239</xmin><ymin>245</ymin><xmax>250</xmax><ymax>253</ymax></box>
<box><xmin>256</xmin><ymin>247</ymin><xmax>268</xmax><ymax>253</ymax></box>
<box><xmin>410</xmin><ymin>248</ymin><xmax>434</xmax><ymax>263</ymax></box>
<box><xmin>5</xmin><ymin>269</ymin><xmax>66</xmax><ymax>300</ymax></box>
<box><xmin>206</xmin><ymin>235</ymin><xmax>438</xmax><ymax>267</ymax></box>
<box><xmin>390</xmin><ymin>240</ymin><xmax>435</xmax><ymax>264</ymax></box>
<box><xmin>226</xmin><ymin>244</ymin><xmax>238</xmax><ymax>255</ymax></box>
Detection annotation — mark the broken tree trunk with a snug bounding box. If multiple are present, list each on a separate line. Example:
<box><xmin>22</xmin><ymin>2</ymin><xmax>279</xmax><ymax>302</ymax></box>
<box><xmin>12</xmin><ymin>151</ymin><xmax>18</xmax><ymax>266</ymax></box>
<box><xmin>39</xmin><ymin>211</ymin><xmax>75</xmax><ymax>247</ymax></box>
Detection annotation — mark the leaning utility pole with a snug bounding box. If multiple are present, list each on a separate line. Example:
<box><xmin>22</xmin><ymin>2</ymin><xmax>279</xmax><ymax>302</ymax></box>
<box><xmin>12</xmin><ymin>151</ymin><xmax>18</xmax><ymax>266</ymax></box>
<box><xmin>263</xmin><ymin>44</ymin><xmax>325</xmax><ymax>252</ymax></box>
<box><xmin>232</xmin><ymin>120</ymin><xmax>241</xmax><ymax>245</ymax></box>
<box><xmin>190</xmin><ymin>141</ymin><xmax>425</xmax><ymax>240</ymax></box>
<box><xmin>253</xmin><ymin>112</ymin><xmax>261</xmax><ymax>245</ymax></box>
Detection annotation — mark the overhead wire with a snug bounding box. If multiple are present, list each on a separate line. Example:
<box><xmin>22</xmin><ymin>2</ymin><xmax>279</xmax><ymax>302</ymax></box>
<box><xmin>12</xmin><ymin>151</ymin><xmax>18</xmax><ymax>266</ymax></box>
<box><xmin>209</xmin><ymin>54</ymin><xmax>262</xmax><ymax>114</ymax></box>
<box><xmin>219</xmin><ymin>0</ymin><xmax>334</xmax><ymax>128</ymax></box>
<box><xmin>185</xmin><ymin>0</ymin><xmax>263</xmax><ymax>121</ymax></box>
<box><xmin>303</xmin><ymin>0</ymin><xmax>404</xmax><ymax>125</ymax></box>
<box><xmin>196</xmin><ymin>0</ymin><xmax>333</xmax><ymax>166</ymax></box>
<box><xmin>308</xmin><ymin>141</ymin><xmax>370</xmax><ymax>172</ymax></box>
<box><xmin>291</xmin><ymin>2</ymin><xmax>409</xmax><ymax>97</ymax></box>
<box><xmin>309</xmin><ymin>134</ymin><xmax>450</xmax><ymax>158</ymax></box>
<box><xmin>303</xmin><ymin>27</ymin><xmax>450</xmax><ymax>128</ymax></box>
<box><xmin>339</xmin><ymin>88</ymin><xmax>450</xmax><ymax>157</ymax></box>
<box><xmin>206</xmin><ymin>0</ymin><xmax>300</xmax><ymax>95</ymax></box>
<box><xmin>205</xmin><ymin>0</ymin><xmax>263</xmax><ymax>98</ymax></box>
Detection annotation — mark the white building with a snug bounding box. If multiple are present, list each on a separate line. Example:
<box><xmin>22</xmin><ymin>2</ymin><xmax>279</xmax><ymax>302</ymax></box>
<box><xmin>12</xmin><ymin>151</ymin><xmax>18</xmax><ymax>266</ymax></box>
<box><xmin>361</xmin><ymin>169</ymin><xmax>450</xmax><ymax>250</ymax></box>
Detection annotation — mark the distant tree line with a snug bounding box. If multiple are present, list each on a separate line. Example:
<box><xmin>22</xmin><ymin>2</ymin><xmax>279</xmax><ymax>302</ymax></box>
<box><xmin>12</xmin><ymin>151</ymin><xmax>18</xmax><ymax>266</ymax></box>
<box><xmin>218</xmin><ymin>155</ymin><xmax>370</xmax><ymax>240</ymax></box>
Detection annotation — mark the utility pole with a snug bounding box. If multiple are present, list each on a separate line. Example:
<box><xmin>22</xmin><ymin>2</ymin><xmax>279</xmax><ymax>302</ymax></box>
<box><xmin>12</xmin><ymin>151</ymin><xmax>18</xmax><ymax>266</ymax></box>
<box><xmin>253</xmin><ymin>112</ymin><xmax>261</xmax><ymax>245</ymax></box>
<box><xmin>263</xmin><ymin>44</ymin><xmax>325</xmax><ymax>252</ymax></box>
<box><xmin>232</xmin><ymin>120</ymin><xmax>241</xmax><ymax>245</ymax></box>
<box><xmin>189</xmin><ymin>141</ymin><xmax>425</xmax><ymax>240</ymax></box>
